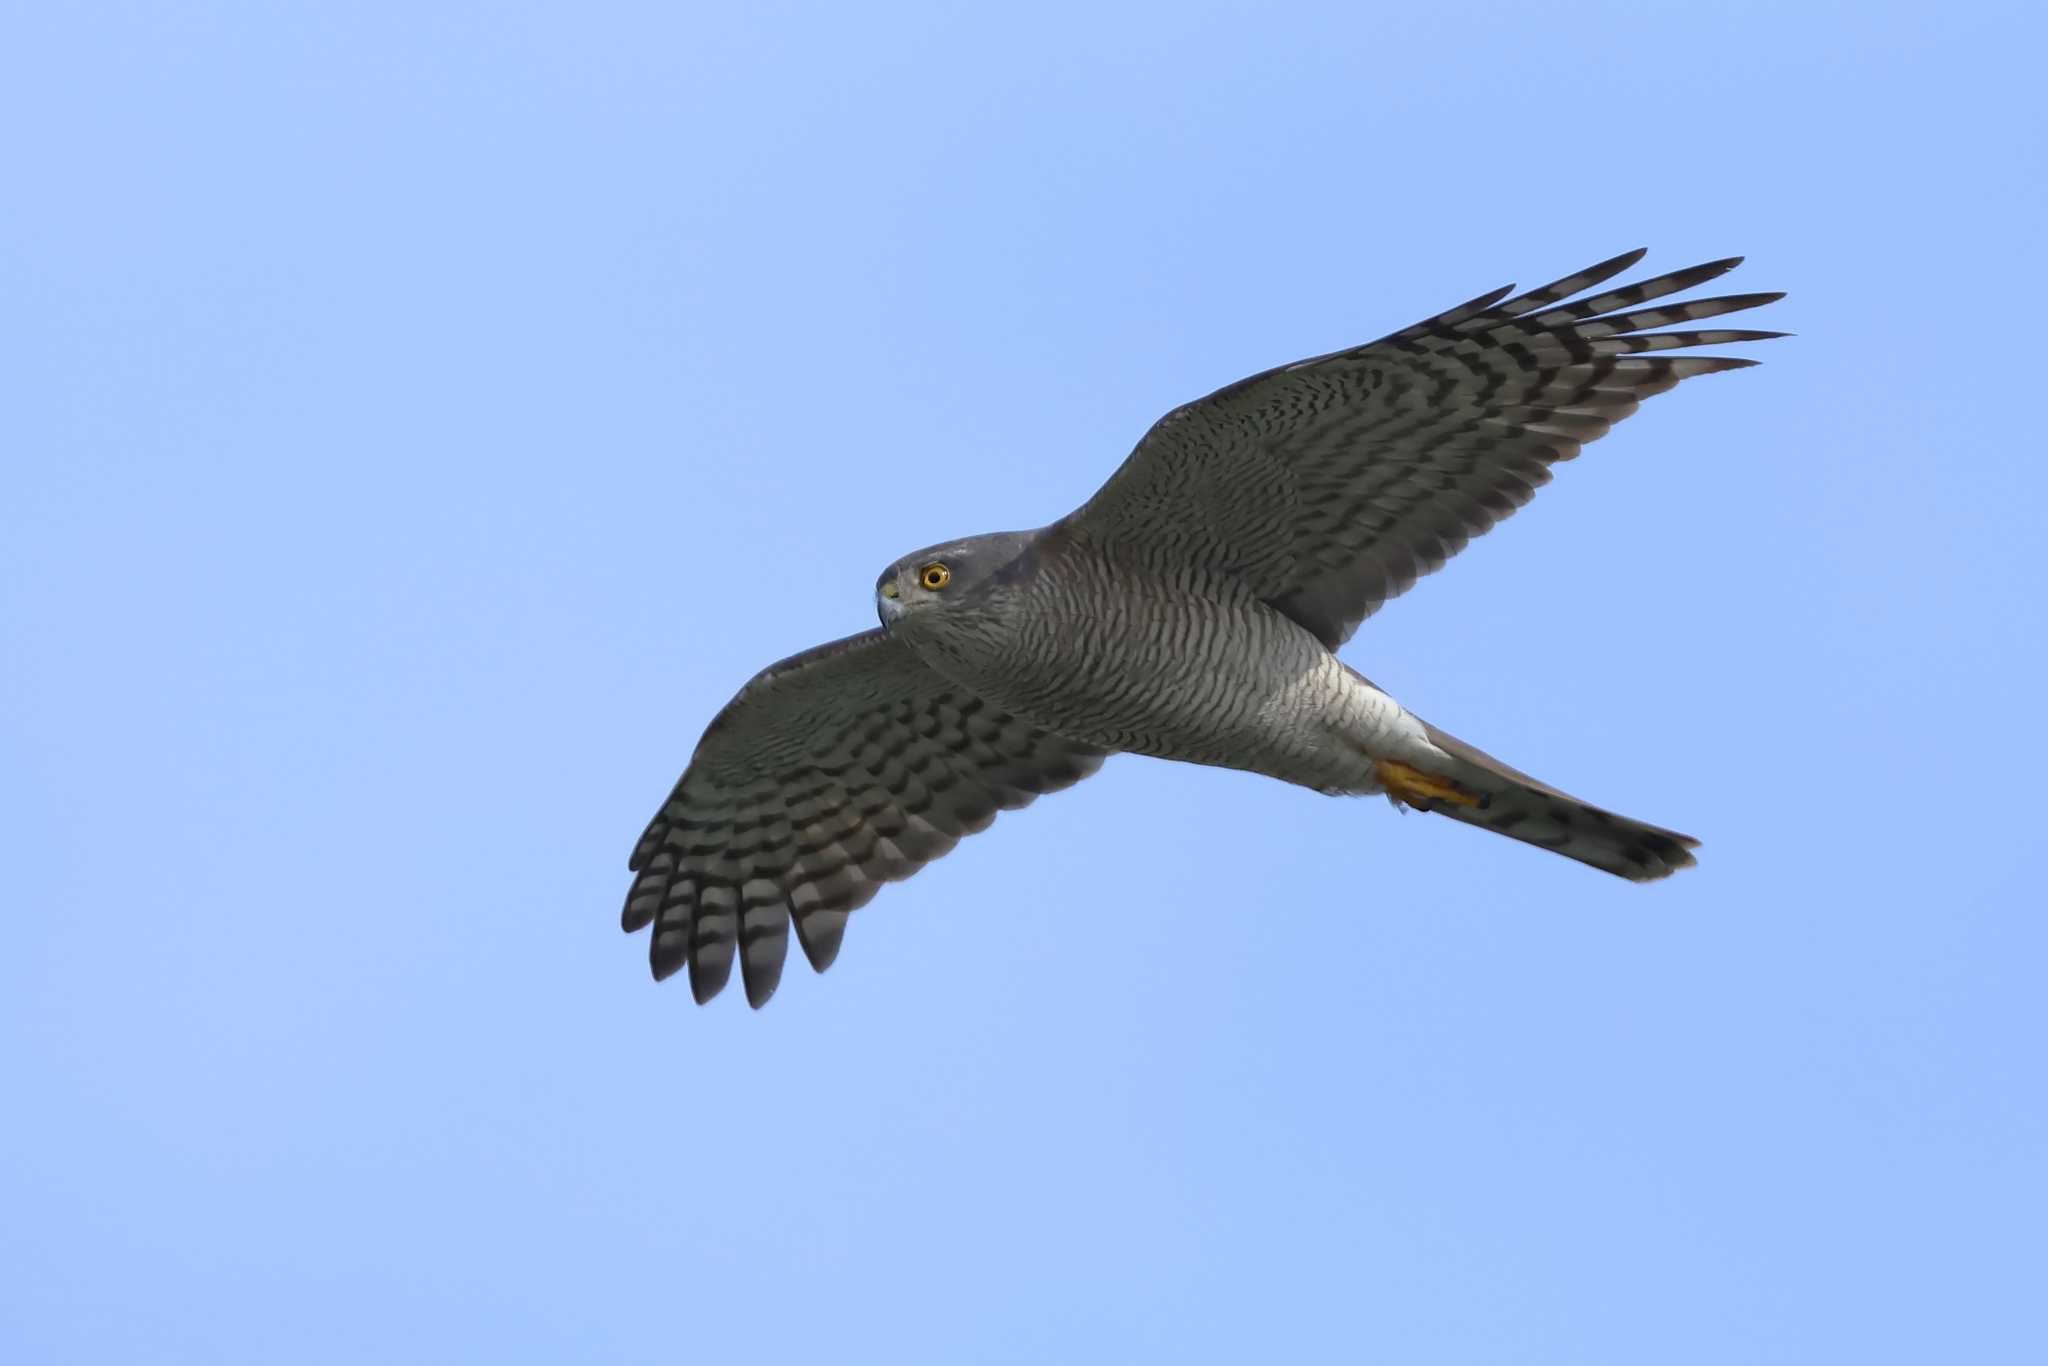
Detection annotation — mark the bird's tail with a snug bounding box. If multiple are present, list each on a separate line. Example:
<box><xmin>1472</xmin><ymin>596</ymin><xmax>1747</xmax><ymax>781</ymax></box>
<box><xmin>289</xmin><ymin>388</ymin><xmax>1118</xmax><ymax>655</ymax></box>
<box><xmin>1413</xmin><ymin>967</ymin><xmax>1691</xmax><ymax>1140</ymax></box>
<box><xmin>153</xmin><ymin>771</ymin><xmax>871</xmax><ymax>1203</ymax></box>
<box><xmin>1381</xmin><ymin>720</ymin><xmax>1699</xmax><ymax>882</ymax></box>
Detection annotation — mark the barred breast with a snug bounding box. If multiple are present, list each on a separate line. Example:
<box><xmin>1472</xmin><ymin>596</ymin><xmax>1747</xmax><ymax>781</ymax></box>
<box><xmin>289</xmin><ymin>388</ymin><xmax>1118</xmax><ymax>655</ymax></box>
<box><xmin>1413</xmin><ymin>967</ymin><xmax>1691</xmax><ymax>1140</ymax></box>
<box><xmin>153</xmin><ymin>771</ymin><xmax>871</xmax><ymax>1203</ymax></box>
<box><xmin>944</xmin><ymin>535</ymin><xmax>1411</xmax><ymax>794</ymax></box>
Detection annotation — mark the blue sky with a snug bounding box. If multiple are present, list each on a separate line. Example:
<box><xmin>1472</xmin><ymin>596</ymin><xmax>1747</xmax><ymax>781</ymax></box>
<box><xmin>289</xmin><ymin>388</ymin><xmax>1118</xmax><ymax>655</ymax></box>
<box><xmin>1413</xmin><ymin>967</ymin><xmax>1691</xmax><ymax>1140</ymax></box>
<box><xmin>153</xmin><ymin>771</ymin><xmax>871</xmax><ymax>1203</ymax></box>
<box><xmin>4</xmin><ymin>3</ymin><xmax>2043</xmax><ymax>1362</ymax></box>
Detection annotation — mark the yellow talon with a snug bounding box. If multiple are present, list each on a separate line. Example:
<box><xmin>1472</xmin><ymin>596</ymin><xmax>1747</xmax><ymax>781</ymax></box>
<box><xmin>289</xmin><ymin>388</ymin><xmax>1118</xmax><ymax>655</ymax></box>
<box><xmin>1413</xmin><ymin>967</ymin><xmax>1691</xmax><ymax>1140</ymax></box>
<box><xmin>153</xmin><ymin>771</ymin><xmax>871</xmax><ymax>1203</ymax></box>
<box><xmin>1376</xmin><ymin>759</ymin><xmax>1485</xmax><ymax>810</ymax></box>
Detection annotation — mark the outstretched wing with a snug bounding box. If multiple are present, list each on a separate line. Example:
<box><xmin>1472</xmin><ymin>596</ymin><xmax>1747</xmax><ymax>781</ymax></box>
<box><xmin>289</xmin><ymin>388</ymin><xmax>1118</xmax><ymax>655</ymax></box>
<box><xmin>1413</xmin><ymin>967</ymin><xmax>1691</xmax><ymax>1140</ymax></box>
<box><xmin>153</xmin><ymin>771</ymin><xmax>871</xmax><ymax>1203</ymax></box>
<box><xmin>623</xmin><ymin>630</ymin><xmax>1106</xmax><ymax>1007</ymax></box>
<box><xmin>1063</xmin><ymin>250</ymin><xmax>1784</xmax><ymax>649</ymax></box>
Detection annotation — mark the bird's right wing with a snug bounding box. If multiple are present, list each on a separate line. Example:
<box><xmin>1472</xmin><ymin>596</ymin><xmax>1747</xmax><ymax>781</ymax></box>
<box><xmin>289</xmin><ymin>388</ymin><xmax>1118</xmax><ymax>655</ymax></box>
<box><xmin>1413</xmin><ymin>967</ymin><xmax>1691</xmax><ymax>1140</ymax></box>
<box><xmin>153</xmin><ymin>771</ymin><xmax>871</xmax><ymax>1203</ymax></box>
<box><xmin>623</xmin><ymin>629</ymin><xmax>1106</xmax><ymax>1007</ymax></box>
<box><xmin>1063</xmin><ymin>250</ymin><xmax>1783</xmax><ymax>649</ymax></box>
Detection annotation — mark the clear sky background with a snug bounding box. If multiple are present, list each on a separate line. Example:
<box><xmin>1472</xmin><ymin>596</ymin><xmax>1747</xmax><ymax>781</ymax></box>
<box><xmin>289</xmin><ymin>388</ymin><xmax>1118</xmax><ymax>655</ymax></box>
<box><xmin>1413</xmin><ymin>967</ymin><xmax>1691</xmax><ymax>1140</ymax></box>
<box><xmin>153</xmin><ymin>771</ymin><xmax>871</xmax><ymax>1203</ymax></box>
<box><xmin>5</xmin><ymin>3</ymin><xmax>2043</xmax><ymax>1362</ymax></box>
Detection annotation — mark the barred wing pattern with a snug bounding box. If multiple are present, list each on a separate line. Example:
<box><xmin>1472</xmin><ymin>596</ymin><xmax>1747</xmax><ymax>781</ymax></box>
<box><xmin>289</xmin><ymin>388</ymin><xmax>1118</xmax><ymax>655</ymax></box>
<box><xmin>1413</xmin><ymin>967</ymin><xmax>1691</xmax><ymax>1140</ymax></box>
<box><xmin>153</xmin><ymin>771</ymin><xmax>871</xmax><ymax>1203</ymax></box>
<box><xmin>1066</xmin><ymin>250</ymin><xmax>1783</xmax><ymax>649</ymax></box>
<box><xmin>623</xmin><ymin>630</ymin><xmax>1106</xmax><ymax>1006</ymax></box>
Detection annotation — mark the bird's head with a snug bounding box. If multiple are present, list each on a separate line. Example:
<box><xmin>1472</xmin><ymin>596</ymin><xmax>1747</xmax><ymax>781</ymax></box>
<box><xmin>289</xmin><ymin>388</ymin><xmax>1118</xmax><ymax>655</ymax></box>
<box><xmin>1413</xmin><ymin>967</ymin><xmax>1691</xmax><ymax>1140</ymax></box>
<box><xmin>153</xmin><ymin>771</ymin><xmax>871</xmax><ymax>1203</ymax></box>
<box><xmin>875</xmin><ymin>529</ymin><xmax>1041</xmax><ymax>634</ymax></box>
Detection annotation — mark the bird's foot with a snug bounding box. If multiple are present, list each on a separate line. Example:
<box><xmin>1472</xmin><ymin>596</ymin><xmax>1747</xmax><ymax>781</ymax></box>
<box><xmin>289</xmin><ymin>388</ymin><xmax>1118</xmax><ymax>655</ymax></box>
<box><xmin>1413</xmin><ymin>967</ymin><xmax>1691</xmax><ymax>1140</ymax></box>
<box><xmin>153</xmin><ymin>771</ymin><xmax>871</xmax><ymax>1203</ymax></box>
<box><xmin>1375</xmin><ymin>759</ymin><xmax>1487</xmax><ymax>811</ymax></box>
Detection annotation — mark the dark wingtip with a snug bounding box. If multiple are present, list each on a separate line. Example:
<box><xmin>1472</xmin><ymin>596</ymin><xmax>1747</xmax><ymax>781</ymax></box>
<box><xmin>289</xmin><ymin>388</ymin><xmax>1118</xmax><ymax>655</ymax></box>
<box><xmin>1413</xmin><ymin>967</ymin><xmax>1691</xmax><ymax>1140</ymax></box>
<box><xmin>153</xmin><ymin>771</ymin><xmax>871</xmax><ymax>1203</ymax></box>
<box><xmin>649</xmin><ymin>925</ymin><xmax>688</xmax><ymax>981</ymax></box>
<box><xmin>1687</xmin><ymin>255</ymin><xmax>1744</xmax><ymax>283</ymax></box>
<box><xmin>622</xmin><ymin>887</ymin><xmax>657</xmax><ymax>934</ymax></box>
<box><xmin>793</xmin><ymin>910</ymin><xmax>848</xmax><ymax>973</ymax></box>
<box><xmin>1454</xmin><ymin>283</ymin><xmax>1517</xmax><ymax>317</ymax></box>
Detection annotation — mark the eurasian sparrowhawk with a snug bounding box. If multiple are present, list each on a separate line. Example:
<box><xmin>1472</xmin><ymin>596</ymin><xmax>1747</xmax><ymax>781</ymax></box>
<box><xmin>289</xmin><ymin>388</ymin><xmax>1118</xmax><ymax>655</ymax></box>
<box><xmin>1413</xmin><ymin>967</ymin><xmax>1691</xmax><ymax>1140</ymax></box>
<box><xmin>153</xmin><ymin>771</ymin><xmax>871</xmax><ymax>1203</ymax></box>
<box><xmin>622</xmin><ymin>250</ymin><xmax>1782</xmax><ymax>1006</ymax></box>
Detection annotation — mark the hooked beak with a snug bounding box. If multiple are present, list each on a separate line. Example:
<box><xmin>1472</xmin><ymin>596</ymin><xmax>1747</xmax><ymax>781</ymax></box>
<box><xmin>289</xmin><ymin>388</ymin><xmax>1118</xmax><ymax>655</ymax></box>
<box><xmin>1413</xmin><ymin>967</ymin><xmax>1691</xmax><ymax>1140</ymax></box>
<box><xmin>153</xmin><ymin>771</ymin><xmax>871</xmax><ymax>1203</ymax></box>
<box><xmin>876</xmin><ymin>578</ymin><xmax>903</xmax><ymax>626</ymax></box>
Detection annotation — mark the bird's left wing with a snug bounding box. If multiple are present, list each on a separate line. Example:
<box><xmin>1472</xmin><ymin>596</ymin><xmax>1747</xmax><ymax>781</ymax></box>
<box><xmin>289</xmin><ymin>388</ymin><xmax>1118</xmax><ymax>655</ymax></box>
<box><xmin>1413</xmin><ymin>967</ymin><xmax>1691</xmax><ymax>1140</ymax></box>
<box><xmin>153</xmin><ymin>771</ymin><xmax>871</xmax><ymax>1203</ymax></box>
<box><xmin>1063</xmin><ymin>250</ymin><xmax>1783</xmax><ymax>649</ymax></box>
<box><xmin>623</xmin><ymin>629</ymin><xmax>1106</xmax><ymax>1006</ymax></box>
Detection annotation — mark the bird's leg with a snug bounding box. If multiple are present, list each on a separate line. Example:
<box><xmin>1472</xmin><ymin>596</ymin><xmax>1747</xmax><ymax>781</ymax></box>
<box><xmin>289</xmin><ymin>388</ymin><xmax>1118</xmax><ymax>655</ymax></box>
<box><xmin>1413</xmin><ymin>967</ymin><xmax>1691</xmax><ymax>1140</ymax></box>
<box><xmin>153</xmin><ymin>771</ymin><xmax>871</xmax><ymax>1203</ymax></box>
<box><xmin>1375</xmin><ymin>759</ymin><xmax>1487</xmax><ymax>811</ymax></box>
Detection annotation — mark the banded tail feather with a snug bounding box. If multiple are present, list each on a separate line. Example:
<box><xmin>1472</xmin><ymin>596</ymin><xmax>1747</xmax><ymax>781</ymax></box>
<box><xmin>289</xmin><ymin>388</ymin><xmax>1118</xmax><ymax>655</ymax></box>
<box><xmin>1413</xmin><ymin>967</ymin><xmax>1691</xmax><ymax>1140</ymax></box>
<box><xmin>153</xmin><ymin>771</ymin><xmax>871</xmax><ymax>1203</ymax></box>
<box><xmin>1409</xmin><ymin>720</ymin><xmax>1699</xmax><ymax>882</ymax></box>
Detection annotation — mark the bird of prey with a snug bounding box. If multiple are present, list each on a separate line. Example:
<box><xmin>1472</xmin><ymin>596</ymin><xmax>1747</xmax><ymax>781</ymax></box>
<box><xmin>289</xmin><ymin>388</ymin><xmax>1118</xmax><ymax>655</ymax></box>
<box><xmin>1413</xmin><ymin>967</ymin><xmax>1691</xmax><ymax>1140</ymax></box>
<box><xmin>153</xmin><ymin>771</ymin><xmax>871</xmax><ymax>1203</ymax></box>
<box><xmin>624</xmin><ymin>249</ymin><xmax>1782</xmax><ymax>1006</ymax></box>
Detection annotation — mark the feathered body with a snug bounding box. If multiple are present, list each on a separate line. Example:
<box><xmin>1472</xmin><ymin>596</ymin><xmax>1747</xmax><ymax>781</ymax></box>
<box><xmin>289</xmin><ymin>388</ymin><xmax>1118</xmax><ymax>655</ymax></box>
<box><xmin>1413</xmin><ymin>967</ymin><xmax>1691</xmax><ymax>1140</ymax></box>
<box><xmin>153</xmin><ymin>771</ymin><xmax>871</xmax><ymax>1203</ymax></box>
<box><xmin>625</xmin><ymin>249</ymin><xmax>1781</xmax><ymax>1005</ymax></box>
<box><xmin>888</xmin><ymin>527</ymin><xmax>1414</xmax><ymax>795</ymax></box>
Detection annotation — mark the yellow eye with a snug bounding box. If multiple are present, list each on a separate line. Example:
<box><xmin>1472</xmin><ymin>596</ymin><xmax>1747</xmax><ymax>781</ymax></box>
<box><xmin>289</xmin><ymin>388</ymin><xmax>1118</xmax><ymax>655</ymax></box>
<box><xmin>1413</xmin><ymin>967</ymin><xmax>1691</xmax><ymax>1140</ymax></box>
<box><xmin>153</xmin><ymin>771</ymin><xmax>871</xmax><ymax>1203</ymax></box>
<box><xmin>919</xmin><ymin>562</ymin><xmax>952</xmax><ymax>591</ymax></box>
